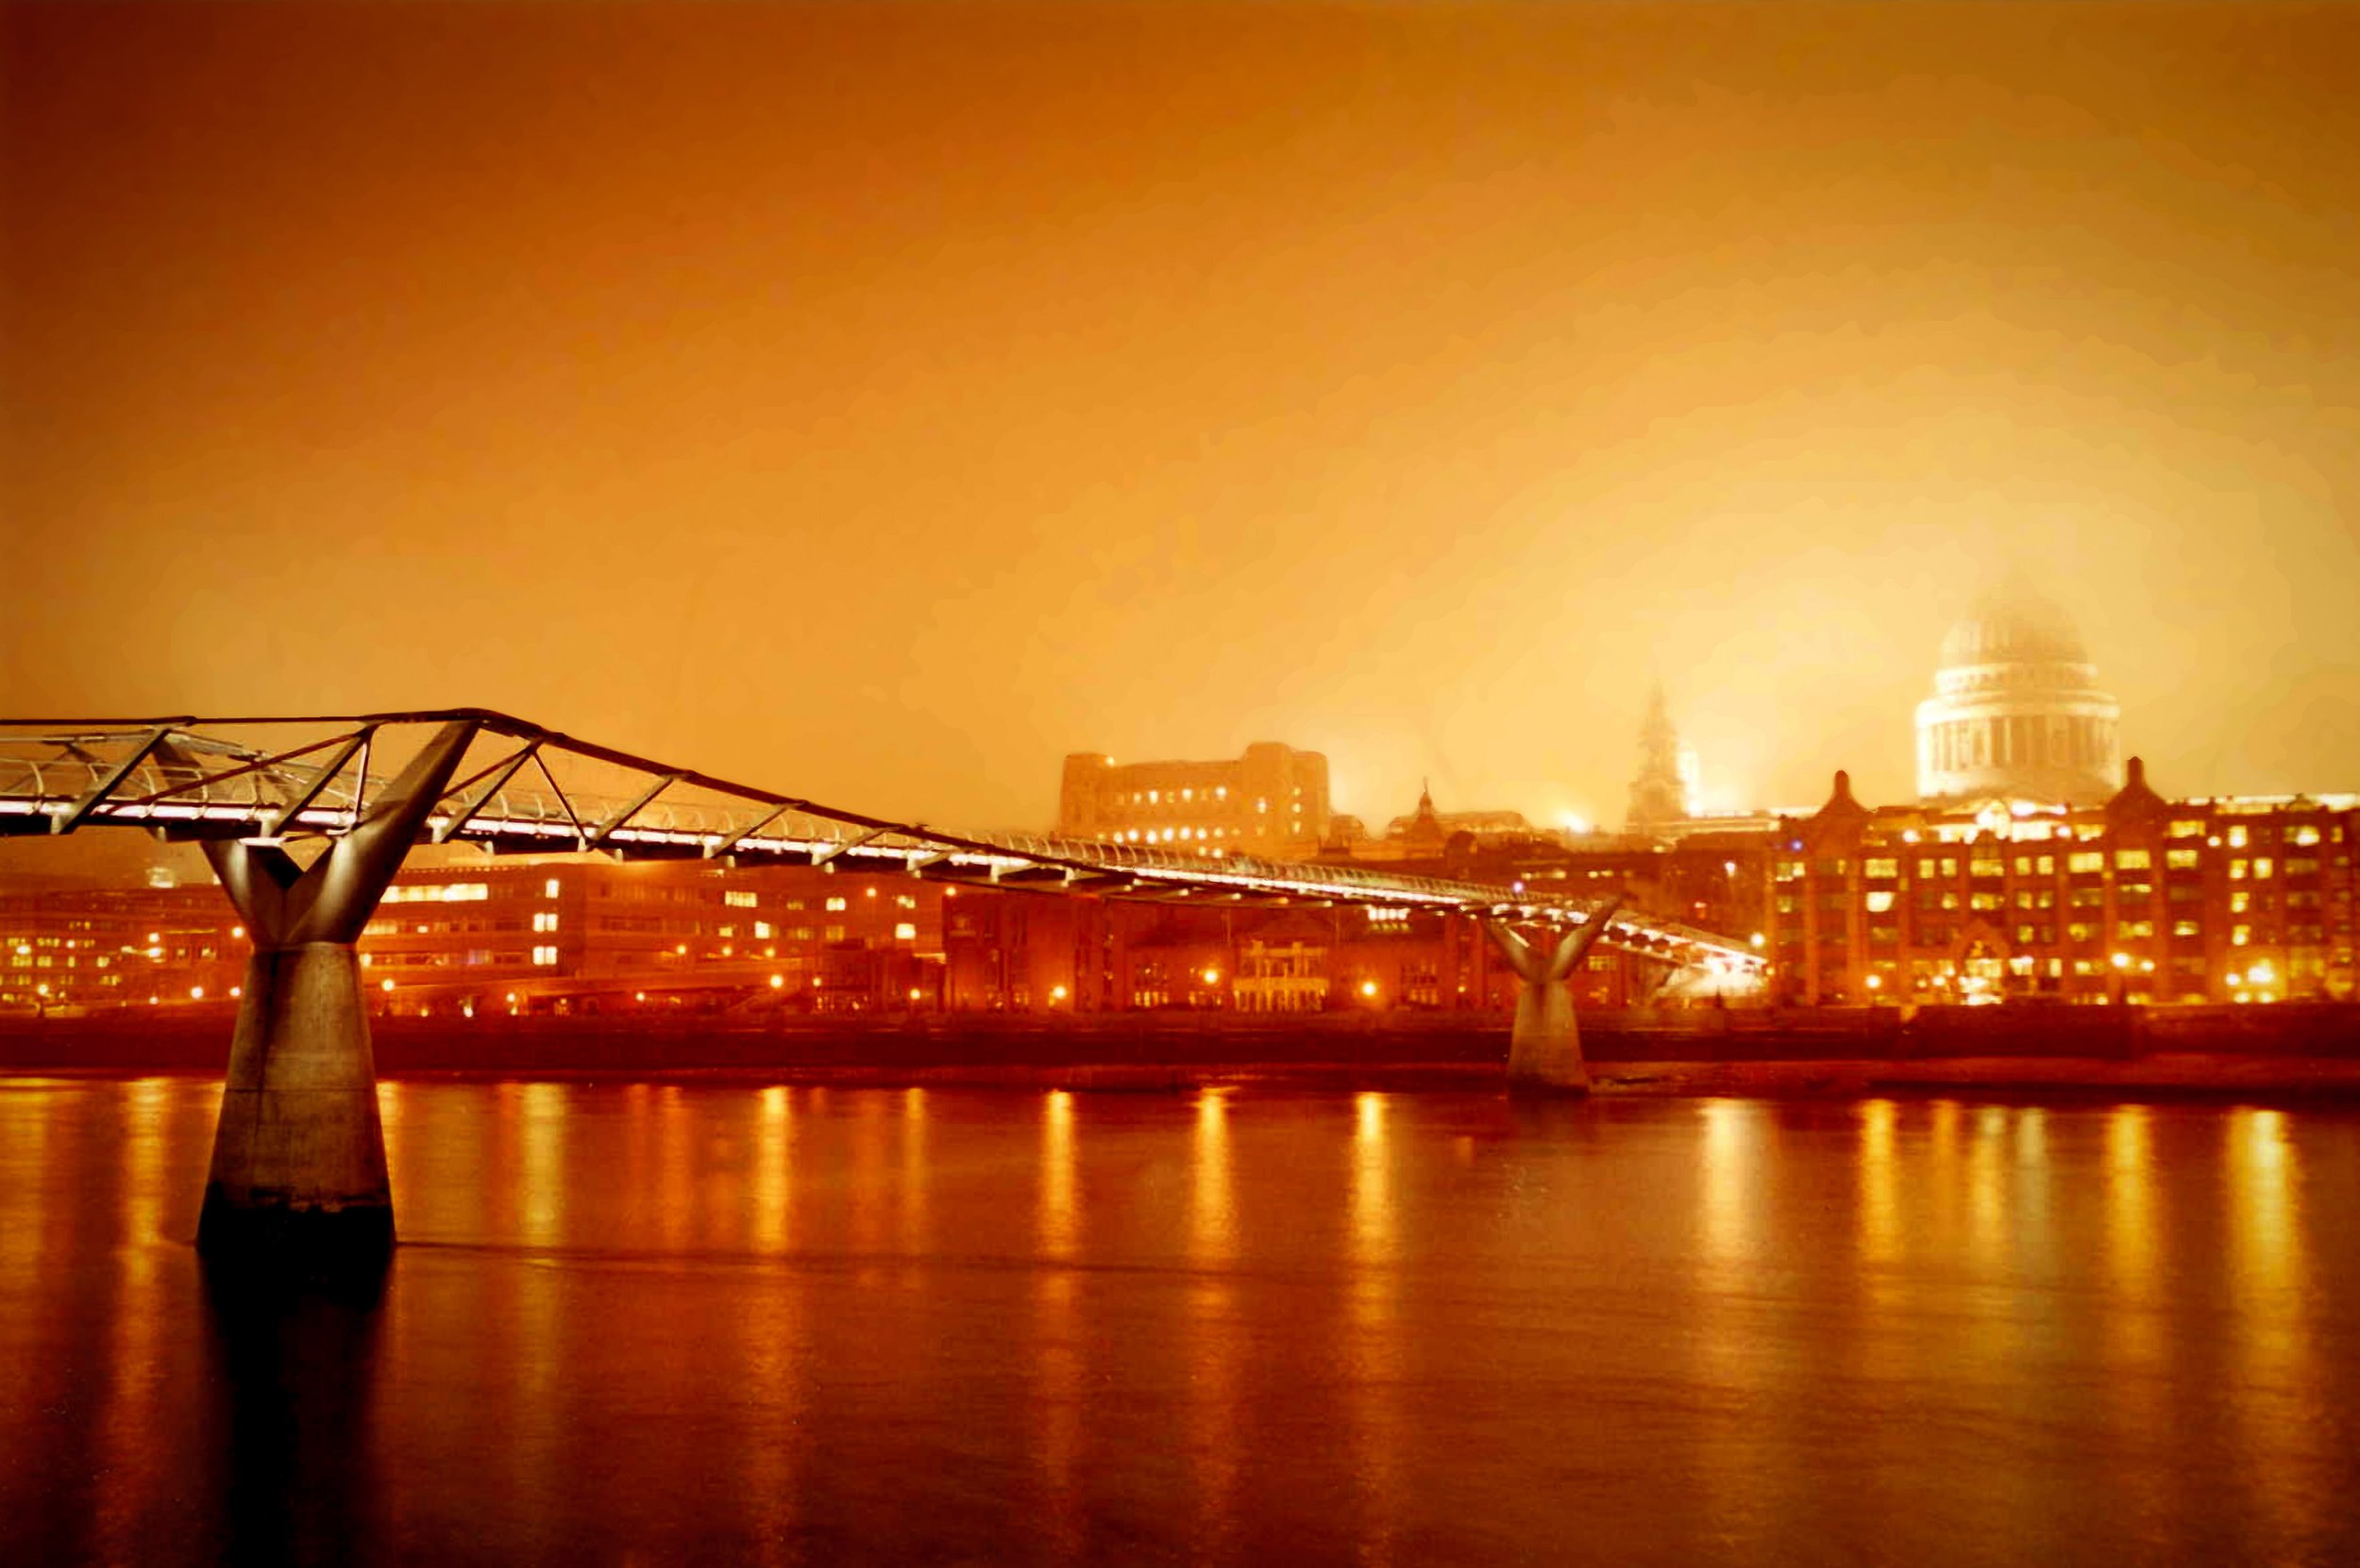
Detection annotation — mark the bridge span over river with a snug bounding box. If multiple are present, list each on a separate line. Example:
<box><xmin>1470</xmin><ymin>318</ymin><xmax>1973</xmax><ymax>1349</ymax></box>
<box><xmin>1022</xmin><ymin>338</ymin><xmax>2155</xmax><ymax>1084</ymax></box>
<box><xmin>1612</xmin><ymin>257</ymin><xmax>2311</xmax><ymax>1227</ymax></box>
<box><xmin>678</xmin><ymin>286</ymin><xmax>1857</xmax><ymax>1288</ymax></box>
<box><xmin>1</xmin><ymin>711</ymin><xmax>1764</xmax><ymax>1258</ymax></box>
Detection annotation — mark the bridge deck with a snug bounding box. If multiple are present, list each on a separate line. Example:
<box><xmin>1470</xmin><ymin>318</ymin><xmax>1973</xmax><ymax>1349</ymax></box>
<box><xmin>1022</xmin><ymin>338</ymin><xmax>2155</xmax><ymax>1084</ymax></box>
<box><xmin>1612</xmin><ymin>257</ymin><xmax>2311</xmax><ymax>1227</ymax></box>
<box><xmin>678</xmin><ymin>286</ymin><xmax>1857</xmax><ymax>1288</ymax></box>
<box><xmin>0</xmin><ymin>710</ymin><xmax>1763</xmax><ymax>973</ymax></box>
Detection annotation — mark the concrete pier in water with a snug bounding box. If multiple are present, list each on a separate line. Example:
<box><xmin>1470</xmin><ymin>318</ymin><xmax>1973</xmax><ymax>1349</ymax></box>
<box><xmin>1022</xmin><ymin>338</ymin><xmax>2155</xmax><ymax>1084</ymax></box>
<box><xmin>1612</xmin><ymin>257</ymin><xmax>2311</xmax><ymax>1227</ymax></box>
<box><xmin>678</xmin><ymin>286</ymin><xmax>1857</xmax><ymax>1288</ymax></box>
<box><xmin>193</xmin><ymin>721</ymin><xmax>477</xmax><ymax>1257</ymax></box>
<box><xmin>1483</xmin><ymin>898</ymin><xmax>1623</xmax><ymax>1093</ymax></box>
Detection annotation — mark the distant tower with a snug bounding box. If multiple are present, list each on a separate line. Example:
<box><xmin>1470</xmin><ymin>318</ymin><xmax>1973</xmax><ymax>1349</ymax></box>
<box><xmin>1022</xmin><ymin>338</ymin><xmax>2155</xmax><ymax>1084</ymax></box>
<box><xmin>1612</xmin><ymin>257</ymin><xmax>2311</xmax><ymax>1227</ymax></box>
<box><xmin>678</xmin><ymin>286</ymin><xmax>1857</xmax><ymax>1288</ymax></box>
<box><xmin>1626</xmin><ymin>684</ymin><xmax>1688</xmax><ymax>833</ymax></box>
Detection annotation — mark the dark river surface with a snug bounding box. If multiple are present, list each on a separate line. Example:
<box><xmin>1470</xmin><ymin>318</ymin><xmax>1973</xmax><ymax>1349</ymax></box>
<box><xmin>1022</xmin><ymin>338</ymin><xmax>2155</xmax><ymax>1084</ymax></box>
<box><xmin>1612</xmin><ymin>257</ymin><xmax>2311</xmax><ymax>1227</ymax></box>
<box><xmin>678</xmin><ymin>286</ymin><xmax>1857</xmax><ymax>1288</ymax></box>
<box><xmin>3</xmin><ymin>1076</ymin><xmax>2357</xmax><ymax>1565</ymax></box>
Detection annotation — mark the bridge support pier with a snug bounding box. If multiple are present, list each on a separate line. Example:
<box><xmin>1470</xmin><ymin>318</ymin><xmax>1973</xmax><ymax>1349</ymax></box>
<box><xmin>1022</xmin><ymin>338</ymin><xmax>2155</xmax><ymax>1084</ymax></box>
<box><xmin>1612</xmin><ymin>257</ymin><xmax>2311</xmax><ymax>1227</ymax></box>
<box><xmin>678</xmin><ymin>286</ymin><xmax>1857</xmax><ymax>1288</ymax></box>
<box><xmin>1483</xmin><ymin>899</ymin><xmax>1621</xmax><ymax>1094</ymax></box>
<box><xmin>194</xmin><ymin>721</ymin><xmax>477</xmax><ymax>1260</ymax></box>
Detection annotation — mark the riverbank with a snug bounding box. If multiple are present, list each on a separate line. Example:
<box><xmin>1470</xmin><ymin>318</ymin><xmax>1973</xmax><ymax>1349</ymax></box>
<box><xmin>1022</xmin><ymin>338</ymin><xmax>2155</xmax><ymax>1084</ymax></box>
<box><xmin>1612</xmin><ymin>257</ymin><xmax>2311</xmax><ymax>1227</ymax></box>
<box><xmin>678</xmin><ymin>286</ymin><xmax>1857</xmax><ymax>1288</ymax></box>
<box><xmin>13</xmin><ymin>1053</ymin><xmax>2360</xmax><ymax>1105</ymax></box>
<box><xmin>7</xmin><ymin>1003</ymin><xmax>2360</xmax><ymax>1102</ymax></box>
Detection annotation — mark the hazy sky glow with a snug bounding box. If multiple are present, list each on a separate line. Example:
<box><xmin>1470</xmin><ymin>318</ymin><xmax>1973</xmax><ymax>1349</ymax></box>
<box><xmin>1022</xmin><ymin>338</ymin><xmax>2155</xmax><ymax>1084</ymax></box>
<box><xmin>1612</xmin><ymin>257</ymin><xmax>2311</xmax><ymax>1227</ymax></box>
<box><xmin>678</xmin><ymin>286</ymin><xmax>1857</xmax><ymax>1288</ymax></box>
<box><xmin>7</xmin><ymin>1</ymin><xmax>2359</xmax><ymax>831</ymax></box>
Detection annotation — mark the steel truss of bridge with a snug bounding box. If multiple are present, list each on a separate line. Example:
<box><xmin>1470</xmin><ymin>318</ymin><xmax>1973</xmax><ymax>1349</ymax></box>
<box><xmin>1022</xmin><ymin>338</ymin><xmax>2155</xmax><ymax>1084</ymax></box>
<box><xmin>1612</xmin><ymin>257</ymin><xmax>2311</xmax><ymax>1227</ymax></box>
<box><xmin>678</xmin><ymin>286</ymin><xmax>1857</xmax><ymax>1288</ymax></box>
<box><xmin>0</xmin><ymin>709</ymin><xmax>1761</xmax><ymax>973</ymax></box>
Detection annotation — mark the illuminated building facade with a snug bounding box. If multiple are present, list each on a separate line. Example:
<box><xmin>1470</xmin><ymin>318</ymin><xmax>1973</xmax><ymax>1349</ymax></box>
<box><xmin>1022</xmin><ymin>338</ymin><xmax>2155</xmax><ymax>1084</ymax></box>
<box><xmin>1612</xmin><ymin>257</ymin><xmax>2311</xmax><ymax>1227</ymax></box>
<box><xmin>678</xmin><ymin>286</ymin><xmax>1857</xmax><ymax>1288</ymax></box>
<box><xmin>1764</xmin><ymin>762</ymin><xmax>2358</xmax><ymax>1005</ymax></box>
<box><xmin>3</xmin><ymin>861</ymin><xmax>951</xmax><ymax>1018</ymax></box>
<box><xmin>1057</xmin><ymin>743</ymin><xmax>1331</xmax><ymax>860</ymax></box>
<box><xmin>0</xmin><ymin>885</ymin><xmax>245</xmax><ymax>1012</ymax></box>
<box><xmin>1916</xmin><ymin>584</ymin><xmax>2122</xmax><ymax>805</ymax></box>
<box><xmin>940</xmin><ymin>896</ymin><xmax>1644</xmax><ymax>1015</ymax></box>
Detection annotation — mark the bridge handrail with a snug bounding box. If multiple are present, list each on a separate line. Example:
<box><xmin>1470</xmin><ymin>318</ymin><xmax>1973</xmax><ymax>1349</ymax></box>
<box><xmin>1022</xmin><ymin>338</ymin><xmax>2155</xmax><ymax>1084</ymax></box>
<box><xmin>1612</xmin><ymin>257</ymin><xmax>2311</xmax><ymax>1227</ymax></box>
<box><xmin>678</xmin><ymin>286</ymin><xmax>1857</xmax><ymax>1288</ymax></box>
<box><xmin>0</xmin><ymin>711</ymin><xmax>1764</xmax><ymax>969</ymax></box>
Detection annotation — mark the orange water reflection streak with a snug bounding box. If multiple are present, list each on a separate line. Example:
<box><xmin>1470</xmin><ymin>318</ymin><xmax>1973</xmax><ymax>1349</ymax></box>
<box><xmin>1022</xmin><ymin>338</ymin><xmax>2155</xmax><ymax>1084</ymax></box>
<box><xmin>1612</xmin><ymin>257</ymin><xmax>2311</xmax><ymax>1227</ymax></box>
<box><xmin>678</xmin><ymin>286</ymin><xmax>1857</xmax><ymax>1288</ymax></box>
<box><xmin>1034</xmin><ymin>1090</ymin><xmax>1083</xmax><ymax>1560</ymax></box>
<box><xmin>1187</xmin><ymin>1090</ymin><xmax>1239</xmax><ymax>1559</ymax></box>
<box><xmin>1347</xmin><ymin>1092</ymin><xmax>1402</xmax><ymax>1567</ymax></box>
<box><xmin>2224</xmin><ymin>1106</ymin><xmax>2326</xmax><ymax>1555</ymax></box>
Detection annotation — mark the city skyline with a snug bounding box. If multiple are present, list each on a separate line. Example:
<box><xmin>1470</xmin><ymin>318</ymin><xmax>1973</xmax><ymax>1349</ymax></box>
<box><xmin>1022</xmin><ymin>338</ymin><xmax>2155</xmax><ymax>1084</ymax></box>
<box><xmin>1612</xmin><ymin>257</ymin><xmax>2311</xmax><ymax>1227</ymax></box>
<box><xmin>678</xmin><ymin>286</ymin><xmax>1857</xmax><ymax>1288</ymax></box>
<box><xmin>8</xmin><ymin>3</ymin><xmax>2360</xmax><ymax>835</ymax></box>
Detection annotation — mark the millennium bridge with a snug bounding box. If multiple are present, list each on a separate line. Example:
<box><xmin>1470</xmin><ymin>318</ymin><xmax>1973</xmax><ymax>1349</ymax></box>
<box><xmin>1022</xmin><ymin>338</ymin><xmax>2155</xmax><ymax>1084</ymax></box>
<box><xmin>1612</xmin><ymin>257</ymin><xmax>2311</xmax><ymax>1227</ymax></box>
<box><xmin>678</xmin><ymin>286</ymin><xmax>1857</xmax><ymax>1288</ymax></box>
<box><xmin>1</xmin><ymin>711</ymin><xmax>1764</xmax><ymax>1257</ymax></box>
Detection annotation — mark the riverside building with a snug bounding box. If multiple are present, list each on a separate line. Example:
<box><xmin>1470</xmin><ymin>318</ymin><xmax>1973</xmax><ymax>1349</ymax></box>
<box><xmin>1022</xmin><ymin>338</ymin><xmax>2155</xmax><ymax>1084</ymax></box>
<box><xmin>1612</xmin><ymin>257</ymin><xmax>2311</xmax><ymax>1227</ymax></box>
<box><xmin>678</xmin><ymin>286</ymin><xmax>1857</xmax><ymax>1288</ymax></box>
<box><xmin>1761</xmin><ymin>762</ymin><xmax>2357</xmax><ymax>1006</ymax></box>
<box><xmin>1056</xmin><ymin>743</ymin><xmax>1332</xmax><ymax>861</ymax></box>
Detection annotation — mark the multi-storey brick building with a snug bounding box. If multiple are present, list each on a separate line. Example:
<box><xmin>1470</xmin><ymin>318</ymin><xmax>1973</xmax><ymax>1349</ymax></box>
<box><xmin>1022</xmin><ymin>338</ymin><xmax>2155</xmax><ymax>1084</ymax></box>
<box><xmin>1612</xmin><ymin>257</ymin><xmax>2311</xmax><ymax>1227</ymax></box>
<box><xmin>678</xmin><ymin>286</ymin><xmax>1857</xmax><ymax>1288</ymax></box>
<box><xmin>1762</xmin><ymin>761</ymin><xmax>2357</xmax><ymax>1005</ymax></box>
<box><xmin>938</xmin><ymin>894</ymin><xmax>1651</xmax><ymax>1015</ymax></box>
<box><xmin>1056</xmin><ymin>743</ymin><xmax>1331</xmax><ymax>860</ymax></box>
<box><xmin>0</xmin><ymin>884</ymin><xmax>246</xmax><ymax>1012</ymax></box>
<box><xmin>3</xmin><ymin>859</ymin><xmax>952</xmax><ymax>1018</ymax></box>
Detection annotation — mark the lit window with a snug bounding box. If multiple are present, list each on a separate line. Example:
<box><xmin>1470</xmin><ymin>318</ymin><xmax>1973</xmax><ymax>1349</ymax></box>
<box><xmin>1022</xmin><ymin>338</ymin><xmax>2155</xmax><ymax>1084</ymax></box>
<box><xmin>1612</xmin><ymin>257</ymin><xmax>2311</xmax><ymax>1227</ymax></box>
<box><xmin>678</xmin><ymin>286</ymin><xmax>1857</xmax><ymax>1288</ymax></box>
<box><xmin>825</xmin><ymin>897</ymin><xmax>848</xmax><ymax>912</ymax></box>
<box><xmin>531</xmin><ymin>946</ymin><xmax>558</xmax><ymax>966</ymax></box>
<box><xmin>2229</xmin><ymin>860</ymin><xmax>2248</xmax><ymax>881</ymax></box>
<box><xmin>544</xmin><ymin>879</ymin><xmax>561</xmax><ymax>899</ymax></box>
<box><xmin>2173</xmin><ymin>920</ymin><xmax>2200</xmax><ymax>937</ymax></box>
<box><xmin>1865</xmin><ymin>891</ymin><xmax>1896</xmax><ymax>913</ymax></box>
<box><xmin>724</xmin><ymin>890</ymin><xmax>759</xmax><ymax>909</ymax></box>
<box><xmin>895</xmin><ymin>894</ymin><xmax>917</xmax><ymax>909</ymax></box>
<box><xmin>2228</xmin><ymin>826</ymin><xmax>2249</xmax><ymax>849</ymax></box>
<box><xmin>531</xmin><ymin>912</ymin><xmax>559</xmax><ymax>933</ymax></box>
<box><xmin>894</xmin><ymin>923</ymin><xmax>918</xmax><ymax>940</ymax></box>
<box><xmin>2166</xmin><ymin>849</ymin><xmax>2200</xmax><ymax>869</ymax></box>
<box><xmin>2254</xmin><ymin>857</ymin><xmax>2274</xmax><ymax>880</ymax></box>
<box><xmin>2067</xmin><ymin>852</ymin><xmax>2104</xmax><ymax>874</ymax></box>
<box><xmin>2168</xmin><ymin>820</ymin><xmax>2205</xmax><ymax>839</ymax></box>
<box><xmin>2115</xmin><ymin>849</ymin><xmax>2151</xmax><ymax>871</ymax></box>
<box><xmin>754</xmin><ymin>921</ymin><xmax>773</xmax><ymax>939</ymax></box>
<box><xmin>1864</xmin><ymin>859</ymin><xmax>1897</xmax><ymax>879</ymax></box>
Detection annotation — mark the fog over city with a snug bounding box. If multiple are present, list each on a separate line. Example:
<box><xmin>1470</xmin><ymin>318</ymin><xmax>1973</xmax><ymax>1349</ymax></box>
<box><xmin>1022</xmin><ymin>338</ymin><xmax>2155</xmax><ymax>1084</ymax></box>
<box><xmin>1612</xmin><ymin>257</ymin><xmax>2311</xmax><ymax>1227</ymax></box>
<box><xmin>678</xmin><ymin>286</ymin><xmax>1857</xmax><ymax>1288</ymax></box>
<box><xmin>8</xmin><ymin>2</ymin><xmax>2358</xmax><ymax>830</ymax></box>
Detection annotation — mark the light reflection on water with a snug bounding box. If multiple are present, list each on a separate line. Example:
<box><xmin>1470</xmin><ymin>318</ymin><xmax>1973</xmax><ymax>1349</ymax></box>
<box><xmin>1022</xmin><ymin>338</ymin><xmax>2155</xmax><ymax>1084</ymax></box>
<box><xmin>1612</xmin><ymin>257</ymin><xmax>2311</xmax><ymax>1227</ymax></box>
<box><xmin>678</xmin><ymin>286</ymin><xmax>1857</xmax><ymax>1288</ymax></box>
<box><xmin>0</xmin><ymin>1077</ymin><xmax>2355</xmax><ymax>1565</ymax></box>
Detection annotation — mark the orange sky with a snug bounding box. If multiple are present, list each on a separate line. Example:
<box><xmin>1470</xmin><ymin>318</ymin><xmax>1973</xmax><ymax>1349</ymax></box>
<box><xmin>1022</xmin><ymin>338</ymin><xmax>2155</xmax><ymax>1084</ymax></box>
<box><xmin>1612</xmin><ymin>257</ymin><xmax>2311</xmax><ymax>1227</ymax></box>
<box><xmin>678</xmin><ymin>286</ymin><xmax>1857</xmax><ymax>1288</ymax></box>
<box><xmin>7</xmin><ymin>2</ymin><xmax>2359</xmax><ymax>831</ymax></box>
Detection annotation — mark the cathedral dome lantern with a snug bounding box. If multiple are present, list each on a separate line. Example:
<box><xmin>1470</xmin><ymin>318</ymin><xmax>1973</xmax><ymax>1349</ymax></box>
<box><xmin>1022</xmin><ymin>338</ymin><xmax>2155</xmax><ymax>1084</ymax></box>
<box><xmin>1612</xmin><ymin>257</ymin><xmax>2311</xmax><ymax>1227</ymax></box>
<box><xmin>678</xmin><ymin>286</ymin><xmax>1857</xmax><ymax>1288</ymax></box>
<box><xmin>1915</xmin><ymin>582</ymin><xmax>2121</xmax><ymax>806</ymax></box>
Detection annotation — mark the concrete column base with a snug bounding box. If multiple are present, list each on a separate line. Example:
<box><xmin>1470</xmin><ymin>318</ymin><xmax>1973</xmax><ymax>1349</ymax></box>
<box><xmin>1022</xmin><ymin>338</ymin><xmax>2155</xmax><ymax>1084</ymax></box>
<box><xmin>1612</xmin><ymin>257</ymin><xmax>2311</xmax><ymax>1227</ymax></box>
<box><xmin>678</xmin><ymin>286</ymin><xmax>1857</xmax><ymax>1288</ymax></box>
<box><xmin>1487</xmin><ymin>899</ymin><xmax>1620</xmax><ymax>1096</ymax></box>
<box><xmin>196</xmin><ymin>944</ymin><xmax>394</xmax><ymax>1259</ymax></box>
<box><xmin>1507</xmin><ymin>978</ymin><xmax>1590</xmax><ymax>1094</ymax></box>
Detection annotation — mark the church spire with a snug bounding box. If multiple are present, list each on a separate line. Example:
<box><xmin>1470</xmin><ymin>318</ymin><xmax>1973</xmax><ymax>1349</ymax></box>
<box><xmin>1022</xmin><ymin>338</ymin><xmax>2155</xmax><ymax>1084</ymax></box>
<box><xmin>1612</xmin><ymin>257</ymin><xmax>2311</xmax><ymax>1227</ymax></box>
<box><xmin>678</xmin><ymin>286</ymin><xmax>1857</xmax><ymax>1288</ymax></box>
<box><xmin>1626</xmin><ymin>683</ymin><xmax>1687</xmax><ymax>834</ymax></box>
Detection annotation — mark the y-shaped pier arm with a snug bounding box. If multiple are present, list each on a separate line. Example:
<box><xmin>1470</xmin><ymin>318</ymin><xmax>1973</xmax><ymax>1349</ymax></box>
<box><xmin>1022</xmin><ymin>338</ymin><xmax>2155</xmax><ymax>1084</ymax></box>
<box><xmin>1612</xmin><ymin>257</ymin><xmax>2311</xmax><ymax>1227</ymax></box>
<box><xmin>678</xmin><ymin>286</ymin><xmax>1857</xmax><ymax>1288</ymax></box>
<box><xmin>193</xmin><ymin>719</ymin><xmax>480</xmax><ymax>1257</ymax></box>
<box><xmin>1483</xmin><ymin>897</ymin><xmax>1624</xmax><ymax>1093</ymax></box>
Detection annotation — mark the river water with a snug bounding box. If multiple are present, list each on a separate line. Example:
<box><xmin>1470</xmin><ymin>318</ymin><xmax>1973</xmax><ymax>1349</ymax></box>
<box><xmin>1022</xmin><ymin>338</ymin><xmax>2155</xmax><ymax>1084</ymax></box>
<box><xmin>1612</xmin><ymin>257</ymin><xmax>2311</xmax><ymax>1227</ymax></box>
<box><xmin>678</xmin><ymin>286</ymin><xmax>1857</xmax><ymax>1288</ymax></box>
<box><xmin>1</xmin><ymin>1076</ymin><xmax>2355</xmax><ymax>1565</ymax></box>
